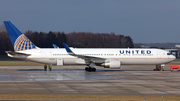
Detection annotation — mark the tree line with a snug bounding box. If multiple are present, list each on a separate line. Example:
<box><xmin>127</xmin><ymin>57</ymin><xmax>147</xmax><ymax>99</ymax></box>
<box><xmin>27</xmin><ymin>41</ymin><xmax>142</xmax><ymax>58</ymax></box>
<box><xmin>0</xmin><ymin>30</ymin><xmax>134</xmax><ymax>55</ymax></box>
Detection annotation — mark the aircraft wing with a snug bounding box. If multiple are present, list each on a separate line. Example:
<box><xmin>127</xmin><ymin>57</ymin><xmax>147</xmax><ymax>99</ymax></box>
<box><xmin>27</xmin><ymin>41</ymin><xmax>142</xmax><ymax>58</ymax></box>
<box><xmin>63</xmin><ymin>43</ymin><xmax>106</xmax><ymax>63</ymax></box>
<box><xmin>6</xmin><ymin>51</ymin><xmax>31</xmax><ymax>56</ymax></box>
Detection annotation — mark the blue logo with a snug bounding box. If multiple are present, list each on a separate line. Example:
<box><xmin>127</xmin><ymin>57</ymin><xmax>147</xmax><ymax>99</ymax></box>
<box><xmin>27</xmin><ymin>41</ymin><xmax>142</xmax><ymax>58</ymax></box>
<box><xmin>119</xmin><ymin>50</ymin><xmax>151</xmax><ymax>54</ymax></box>
<box><xmin>14</xmin><ymin>34</ymin><xmax>38</xmax><ymax>51</ymax></box>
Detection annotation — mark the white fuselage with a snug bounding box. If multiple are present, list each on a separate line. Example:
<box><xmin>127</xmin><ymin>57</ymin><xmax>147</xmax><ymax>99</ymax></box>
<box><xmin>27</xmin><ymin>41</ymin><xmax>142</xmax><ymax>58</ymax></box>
<box><xmin>8</xmin><ymin>48</ymin><xmax>176</xmax><ymax>66</ymax></box>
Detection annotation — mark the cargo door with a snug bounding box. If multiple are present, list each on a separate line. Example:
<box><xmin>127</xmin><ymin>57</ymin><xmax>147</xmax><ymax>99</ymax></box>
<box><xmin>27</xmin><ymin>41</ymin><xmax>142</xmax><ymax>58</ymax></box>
<box><xmin>57</xmin><ymin>58</ymin><xmax>63</xmax><ymax>65</ymax></box>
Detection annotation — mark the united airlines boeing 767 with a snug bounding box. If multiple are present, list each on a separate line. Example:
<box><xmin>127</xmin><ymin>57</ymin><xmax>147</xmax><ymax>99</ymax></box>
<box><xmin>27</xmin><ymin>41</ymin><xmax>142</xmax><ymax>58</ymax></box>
<box><xmin>3</xmin><ymin>21</ymin><xmax>176</xmax><ymax>71</ymax></box>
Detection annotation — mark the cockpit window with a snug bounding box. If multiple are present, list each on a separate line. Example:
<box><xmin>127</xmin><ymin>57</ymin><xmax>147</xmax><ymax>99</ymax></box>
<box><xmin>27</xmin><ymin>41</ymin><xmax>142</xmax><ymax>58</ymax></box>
<box><xmin>167</xmin><ymin>53</ymin><xmax>171</xmax><ymax>55</ymax></box>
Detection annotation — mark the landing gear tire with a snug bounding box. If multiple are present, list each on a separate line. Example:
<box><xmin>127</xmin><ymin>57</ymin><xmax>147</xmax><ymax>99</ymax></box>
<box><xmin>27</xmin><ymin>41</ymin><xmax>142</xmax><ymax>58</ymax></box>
<box><xmin>85</xmin><ymin>67</ymin><xmax>88</xmax><ymax>71</ymax></box>
<box><xmin>92</xmin><ymin>68</ymin><xmax>96</xmax><ymax>72</ymax></box>
<box><xmin>85</xmin><ymin>67</ymin><xmax>96</xmax><ymax>72</ymax></box>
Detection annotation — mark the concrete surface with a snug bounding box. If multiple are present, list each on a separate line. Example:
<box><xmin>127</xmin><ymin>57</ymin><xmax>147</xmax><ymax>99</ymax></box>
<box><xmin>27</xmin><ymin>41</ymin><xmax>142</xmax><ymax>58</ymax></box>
<box><xmin>0</xmin><ymin>65</ymin><xmax>179</xmax><ymax>95</ymax></box>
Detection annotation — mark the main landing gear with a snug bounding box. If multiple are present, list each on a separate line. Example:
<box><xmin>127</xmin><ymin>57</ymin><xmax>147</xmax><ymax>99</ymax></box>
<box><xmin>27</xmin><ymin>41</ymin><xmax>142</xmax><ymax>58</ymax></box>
<box><xmin>85</xmin><ymin>62</ymin><xmax>96</xmax><ymax>72</ymax></box>
<box><xmin>85</xmin><ymin>67</ymin><xmax>96</xmax><ymax>72</ymax></box>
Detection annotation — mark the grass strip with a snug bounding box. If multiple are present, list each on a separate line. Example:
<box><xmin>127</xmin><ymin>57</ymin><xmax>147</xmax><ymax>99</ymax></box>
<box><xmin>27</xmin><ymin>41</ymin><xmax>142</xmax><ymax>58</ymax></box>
<box><xmin>0</xmin><ymin>61</ymin><xmax>43</xmax><ymax>66</ymax></box>
<box><xmin>0</xmin><ymin>94</ymin><xmax>179</xmax><ymax>101</ymax></box>
<box><xmin>166</xmin><ymin>63</ymin><xmax>180</xmax><ymax>65</ymax></box>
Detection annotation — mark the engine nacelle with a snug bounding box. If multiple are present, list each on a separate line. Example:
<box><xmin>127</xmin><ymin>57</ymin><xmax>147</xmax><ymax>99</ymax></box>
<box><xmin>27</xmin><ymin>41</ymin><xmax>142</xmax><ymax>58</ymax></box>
<box><xmin>104</xmin><ymin>60</ymin><xmax>121</xmax><ymax>69</ymax></box>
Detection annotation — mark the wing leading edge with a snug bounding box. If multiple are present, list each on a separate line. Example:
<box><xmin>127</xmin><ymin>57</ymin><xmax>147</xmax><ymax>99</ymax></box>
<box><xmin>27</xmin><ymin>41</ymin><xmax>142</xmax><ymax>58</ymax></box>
<box><xmin>62</xmin><ymin>43</ymin><xmax>106</xmax><ymax>63</ymax></box>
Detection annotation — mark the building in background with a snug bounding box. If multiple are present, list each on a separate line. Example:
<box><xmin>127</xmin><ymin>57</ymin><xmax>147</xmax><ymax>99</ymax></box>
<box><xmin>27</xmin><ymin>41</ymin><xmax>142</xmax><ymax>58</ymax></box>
<box><xmin>165</xmin><ymin>49</ymin><xmax>179</xmax><ymax>58</ymax></box>
<box><xmin>175</xmin><ymin>45</ymin><xmax>180</xmax><ymax>48</ymax></box>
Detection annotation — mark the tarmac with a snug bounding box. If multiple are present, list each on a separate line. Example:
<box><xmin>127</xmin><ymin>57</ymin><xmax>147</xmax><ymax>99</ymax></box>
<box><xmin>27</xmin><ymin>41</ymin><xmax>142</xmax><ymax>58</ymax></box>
<box><xmin>0</xmin><ymin>65</ymin><xmax>180</xmax><ymax>95</ymax></box>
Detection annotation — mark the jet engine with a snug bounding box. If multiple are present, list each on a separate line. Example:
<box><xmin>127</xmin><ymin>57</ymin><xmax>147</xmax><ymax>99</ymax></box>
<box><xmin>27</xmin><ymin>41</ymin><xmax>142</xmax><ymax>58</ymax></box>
<box><xmin>103</xmin><ymin>60</ymin><xmax>121</xmax><ymax>69</ymax></box>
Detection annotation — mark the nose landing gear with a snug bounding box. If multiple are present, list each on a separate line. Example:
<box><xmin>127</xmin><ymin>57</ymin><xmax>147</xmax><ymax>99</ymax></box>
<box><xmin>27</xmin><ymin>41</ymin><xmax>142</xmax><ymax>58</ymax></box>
<box><xmin>154</xmin><ymin>64</ymin><xmax>165</xmax><ymax>71</ymax></box>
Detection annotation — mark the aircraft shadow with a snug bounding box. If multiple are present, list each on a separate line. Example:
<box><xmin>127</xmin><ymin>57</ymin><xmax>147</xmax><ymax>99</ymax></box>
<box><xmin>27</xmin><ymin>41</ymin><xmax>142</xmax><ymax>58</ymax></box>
<box><xmin>96</xmin><ymin>70</ymin><xmax>154</xmax><ymax>72</ymax></box>
<box><xmin>18</xmin><ymin>69</ymin><xmax>156</xmax><ymax>72</ymax></box>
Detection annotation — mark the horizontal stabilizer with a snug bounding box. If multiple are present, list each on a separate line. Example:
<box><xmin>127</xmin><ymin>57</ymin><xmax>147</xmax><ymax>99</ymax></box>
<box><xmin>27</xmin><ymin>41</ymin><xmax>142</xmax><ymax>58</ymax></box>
<box><xmin>6</xmin><ymin>51</ymin><xmax>31</xmax><ymax>56</ymax></box>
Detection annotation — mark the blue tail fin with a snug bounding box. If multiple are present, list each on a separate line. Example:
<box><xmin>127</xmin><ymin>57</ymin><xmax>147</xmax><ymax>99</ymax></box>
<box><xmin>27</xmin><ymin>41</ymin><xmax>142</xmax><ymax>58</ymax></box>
<box><xmin>3</xmin><ymin>21</ymin><xmax>38</xmax><ymax>51</ymax></box>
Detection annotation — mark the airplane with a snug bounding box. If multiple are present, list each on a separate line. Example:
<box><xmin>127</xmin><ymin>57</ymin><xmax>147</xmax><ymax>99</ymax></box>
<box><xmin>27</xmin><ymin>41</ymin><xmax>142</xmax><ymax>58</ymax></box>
<box><xmin>3</xmin><ymin>21</ymin><xmax>176</xmax><ymax>72</ymax></box>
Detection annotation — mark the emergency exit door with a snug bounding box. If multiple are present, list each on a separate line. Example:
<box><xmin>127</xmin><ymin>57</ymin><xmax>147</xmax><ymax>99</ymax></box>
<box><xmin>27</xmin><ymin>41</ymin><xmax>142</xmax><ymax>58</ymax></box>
<box><xmin>57</xmin><ymin>59</ymin><xmax>63</xmax><ymax>65</ymax></box>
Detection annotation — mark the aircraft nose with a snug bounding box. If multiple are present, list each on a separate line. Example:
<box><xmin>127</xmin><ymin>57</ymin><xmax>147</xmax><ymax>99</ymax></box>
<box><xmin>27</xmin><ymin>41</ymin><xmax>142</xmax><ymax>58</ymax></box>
<box><xmin>170</xmin><ymin>55</ymin><xmax>176</xmax><ymax>60</ymax></box>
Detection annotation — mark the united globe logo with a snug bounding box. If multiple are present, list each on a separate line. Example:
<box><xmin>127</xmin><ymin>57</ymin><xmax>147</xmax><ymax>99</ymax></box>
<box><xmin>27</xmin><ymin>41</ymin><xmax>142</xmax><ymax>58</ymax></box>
<box><xmin>14</xmin><ymin>34</ymin><xmax>38</xmax><ymax>51</ymax></box>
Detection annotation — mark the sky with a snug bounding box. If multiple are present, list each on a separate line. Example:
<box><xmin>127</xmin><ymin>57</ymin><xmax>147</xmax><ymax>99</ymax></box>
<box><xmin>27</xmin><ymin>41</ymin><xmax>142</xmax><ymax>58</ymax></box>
<box><xmin>0</xmin><ymin>0</ymin><xmax>180</xmax><ymax>43</ymax></box>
